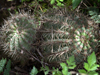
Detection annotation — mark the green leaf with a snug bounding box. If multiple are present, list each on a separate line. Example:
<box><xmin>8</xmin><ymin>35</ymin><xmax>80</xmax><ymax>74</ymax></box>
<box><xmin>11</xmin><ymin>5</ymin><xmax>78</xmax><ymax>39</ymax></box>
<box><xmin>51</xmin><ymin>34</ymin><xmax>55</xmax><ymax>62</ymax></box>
<box><xmin>39</xmin><ymin>21</ymin><xmax>41</xmax><ymax>26</ymax></box>
<box><xmin>60</xmin><ymin>63</ymin><xmax>68</xmax><ymax>75</ymax></box>
<box><xmin>84</xmin><ymin>62</ymin><xmax>89</xmax><ymax>71</ymax></box>
<box><xmin>45</xmin><ymin>66</ymin><xmax>50</xmax><ymax>71</ymax></box>
<box><xmin>68</xmin><ymin>65</ymin><xmax>76</xmax><ymax>69</ymax></box>
<box><xmin>40</xmin><ymin>66</ymin><xmax>50</xmax><ymax>75</ymax></box>
<box><xmin>44</xmin><ymin>71</ymin><xmax>49</xmax><ymax>75</ymax></box>
<box><xmin>78</xmin><ymin>69</ymin><xmax>87</xmax><ymax>73</ymax></box>
<box><xmin>7</xmin><ymin>8</ymin><xmax>11</xmax><ymax>11</ymax></box>
<box><xmin>67</xmin><ymin>56</ymin><xmax>76</xmax><ymax>69</ymax></box>
<box><xmin>91</xmin><ymin>15</ymin><xmax>98</xmax><ymax>19</ymax></box>
<box><xmin>87</xmin><ymin>52</ymin><xmax>96</xmax><ymax>67</ymax></box>
<box><xmin>0</xmin><ymin>58</ymin><xmax>7</xmax><ymax>73</ymax></box>
<box><xmin>72</xmin><ymin>0</ymin><xmax>82</xmax><ymax>9</ymax></box>
<box><xmin>40</xmin><ymin>66</ymin><xmax>49</xmax><ymax>71</ymax></box>
<box><xmin>38</xmin><ymin>0</ymin><xmax>43</xmax><ymax>1</ymax></box>
<box><xmin>4</xmin><ymin>59</ymin><xmax>11</xmax><ymax>75</ymax></box>
<box><xmin>88</xmin><ymin>71</ymin><xmax>98</xmax><ymax>75</ymax></box>
<box><xmin>57</xmin><ymin>2</ymin><xmax>63</xmax><ymax>6</ymax></box>
<box><xmin>59</xmin><ymin>0</ymin><xmax>64</xmax><ymax>2</ymax></box>
<box><xmin>52</xmin><ymin>69</ymin><xmax>62</xmax><ymax>75</ymax></box>
<box><xmin>30</xmin><ymin>66</ymin><xmax>38</xmax><ymax>75</ymax></box>
<box><xmin>89</xmin><ymin>64</ymin><xmax>99</xmax><ymax>71</ymax></box>
<box><xmin>21</xmin><ymin>0</ymin><xmax>26</xmax><ymax>2</ymax></box>
<box><xmin>50</xmin><ymin>0</ymin><xmax>55</xmax><ymax>4</ymax></box>
<box><xmin>67</xmin><ymin>56</ymin><xmax>74</xmax><ymax>63</ymax></box>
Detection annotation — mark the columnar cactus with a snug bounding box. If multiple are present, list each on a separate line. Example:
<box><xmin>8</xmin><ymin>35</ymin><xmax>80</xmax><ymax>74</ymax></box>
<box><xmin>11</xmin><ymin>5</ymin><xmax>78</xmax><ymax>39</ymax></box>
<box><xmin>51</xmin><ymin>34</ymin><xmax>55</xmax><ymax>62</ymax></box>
<box><xmin>0</xmin><ymin>12</ymin><xmax>38</xmax><ymax>60</ymax></box>
<box><xmin>39</xmin><ymin>8</ymin><xmax>98</xmax><ymax>63</ymax></box>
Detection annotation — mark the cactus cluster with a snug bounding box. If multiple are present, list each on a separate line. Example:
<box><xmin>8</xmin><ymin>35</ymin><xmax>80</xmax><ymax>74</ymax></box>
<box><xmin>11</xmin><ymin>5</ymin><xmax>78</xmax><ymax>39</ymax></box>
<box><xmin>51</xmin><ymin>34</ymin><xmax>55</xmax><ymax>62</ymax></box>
<box><xmin>39</xmin><ymin>8</ymin><xmax>98</xmax><ymax>63</ymax></box>
<box><xmin>0</xmin><ymin>8</ymin><xmax>98</xmax><ymax>64</ymax></box>
<box><xmin>0</xmin><ymin>12</ymin><xmax>38</xmax><ymax>60</ymax></box>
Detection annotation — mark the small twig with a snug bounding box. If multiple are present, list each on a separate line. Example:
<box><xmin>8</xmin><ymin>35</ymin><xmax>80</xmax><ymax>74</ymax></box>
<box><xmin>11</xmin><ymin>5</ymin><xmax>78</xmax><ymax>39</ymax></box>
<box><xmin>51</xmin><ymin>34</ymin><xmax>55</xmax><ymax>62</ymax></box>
<box><xmin>85</xmin><ymin>0</ymin><xmax>92</xmax><ymax>6</ymax></box>
<box><xmin>21</xmin><ymin>47</ymin><xmax>49</xmax><ymax>67</ymax></box>
<box><xmin>14</xmin><ymin>66</ymin><xmax>28</xmax><ymax>73</ymax></box>
<box><xmin>76</xmin><ymin>0</ymin><xmax>83</xmax><ymax>12</ymax></box>
<box><xmin>83</xmin><ymin>2</ymin><xmax>88</xmax><ymax>8</ymax></box>
<box><xmin>10</xmin><ymin>70</ymin><xmax>29</xmax><ymax>75</ymax></box>
<box><xmin>36</xmin><ymin>49</ymin><xmax>44</xmax><ymax>58</ymax></box>
<box><xmin>22</xmin><ymin>47</ymin><xmax>41</xmax><ymax>63</ymax></box>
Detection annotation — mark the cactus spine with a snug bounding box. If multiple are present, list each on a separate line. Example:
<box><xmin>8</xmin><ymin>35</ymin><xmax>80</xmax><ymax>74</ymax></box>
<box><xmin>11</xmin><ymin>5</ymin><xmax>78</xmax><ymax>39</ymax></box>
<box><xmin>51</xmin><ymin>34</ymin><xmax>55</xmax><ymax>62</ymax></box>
<box><xmin>39</xmin><ymin>8</ymin><xmax>98</xmax><ymax>63</ymax></box>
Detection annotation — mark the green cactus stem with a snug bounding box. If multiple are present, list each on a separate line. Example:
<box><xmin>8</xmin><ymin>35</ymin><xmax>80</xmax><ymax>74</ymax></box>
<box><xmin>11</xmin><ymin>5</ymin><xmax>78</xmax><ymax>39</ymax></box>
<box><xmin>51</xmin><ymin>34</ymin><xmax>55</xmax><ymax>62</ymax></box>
<box><xmin>39</xmin><ymin>8</ymin><xmax>99</xmax><ymax>64</ymax></box>
<box><xmin>0</xmin><ymin>12</ymin><xmax>38</xmax><ymax>60</ymax></box>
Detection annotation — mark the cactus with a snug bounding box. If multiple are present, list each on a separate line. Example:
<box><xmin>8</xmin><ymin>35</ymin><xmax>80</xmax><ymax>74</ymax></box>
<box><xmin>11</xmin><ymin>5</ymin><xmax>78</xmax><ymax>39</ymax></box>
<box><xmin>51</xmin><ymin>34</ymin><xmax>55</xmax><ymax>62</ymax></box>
<box><xmin>39</xmin><ymin>8</ymin><xmax>98</xmax><ymax>64</ymax></box>
<box><xmin>0</xmin><ymin>12</ymin><xmax>38</xmax><ymax>60</ymax></box>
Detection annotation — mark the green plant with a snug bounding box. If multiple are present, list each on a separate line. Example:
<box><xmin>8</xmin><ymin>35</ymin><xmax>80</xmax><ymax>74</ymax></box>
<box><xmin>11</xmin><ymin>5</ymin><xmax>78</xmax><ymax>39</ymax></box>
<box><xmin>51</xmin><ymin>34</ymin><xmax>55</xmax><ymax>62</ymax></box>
<box><xmin>20</xmin><ymin>0</ymin><xmax>30</xmax><ymax>3</ymax></box>
<box><xmin>88</xmin><ymin>7</ymin><xmax>100</xmax><ymax>23</ymax></box>
<box><xmin>30</xmin><ymin>66</ymin><xmax>38</xmax><ymax>75</ymax></box>
<box><xmin>3</xmin><ymin>59</ymin><xmax>11</xmax><ymax>75</ymax></box>
<box><xmin>0</xmin><ymin>58</ymin><xmax>7</xmax><ymax>73</ymax></box>
<box><xmin>50</xmin><ymin>0</ymin><xmax>64</xmax><ymax>7</ymax></box>
<box><xmin>0</xmin><ymin>58</ymin><xmax>11</xmax><ymax>75</ymax></box>
<box><xmin>65</xmin><ymin>0</ymin><xmax>72</xmax><ymax>7</ymax></box>
<box><xmin>78</xmin><ymin>52</ymin><xmax>99</xmax><ymax>75</ymax></box>
<box><xmin>40</xmin><ymin>56</ymin><xmax>75</xmax><ymax>75</ymax></box>
<box><xmin>39</xmin><ymin>8</ymin><xmax>98</xmax><ymax>64</ymax></box>
<box><xmin>71</xmin><ymin>0</ymin><xmax>100</xmax><ymax>11</ymax></box>
<box><xmin>0</xmin><ymin>12</ymin><xmax>38</xmax><ymax>60</ymax></box>
<box><xmin>72</xmin><ymin>0</ymin><xmax>82</xmax><ymax>9</ymax></box>
<box><xmin>30</xmin><ymin>52</ymin><xmax>99</xmax><ymax>75</ymax></box>
<box><xmin>60</xmin><ymin>55</ymin><xmax>76</xmax><ymax>75</ymax></box>
<box><xmin>40</xmin><ymin>65</ymin><xmax>63</xmax><ymax>75</ymax></box>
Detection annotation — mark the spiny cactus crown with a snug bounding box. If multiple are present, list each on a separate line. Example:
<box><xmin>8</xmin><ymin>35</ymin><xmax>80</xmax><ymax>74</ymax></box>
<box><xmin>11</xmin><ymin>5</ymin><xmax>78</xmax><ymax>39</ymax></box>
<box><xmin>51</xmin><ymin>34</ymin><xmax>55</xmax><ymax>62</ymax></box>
<box><xmin>74</xmin><ymin>26</ymin><xmax>97</xmax><ymax>54</ymax></box>
<box><xmin>0</xmin><ymin>12</ymin><xmax>37</xmax><ymax>59</ymax></box>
